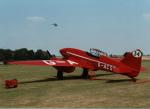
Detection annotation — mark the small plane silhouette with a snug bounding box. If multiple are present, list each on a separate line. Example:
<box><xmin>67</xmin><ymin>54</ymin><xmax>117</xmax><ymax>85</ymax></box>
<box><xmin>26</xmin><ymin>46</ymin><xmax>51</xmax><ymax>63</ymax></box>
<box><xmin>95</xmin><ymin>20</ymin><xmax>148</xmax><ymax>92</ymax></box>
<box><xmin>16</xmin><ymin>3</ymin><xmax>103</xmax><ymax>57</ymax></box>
<box><xmin>51</xmin><ymin>23</ymin><xmax>58</xmax><ymax>27</ymax></box>
<box><xmin>8</xmin><ymin>48</ymin><xmax>144</xmax><ymax>81</ymax></box>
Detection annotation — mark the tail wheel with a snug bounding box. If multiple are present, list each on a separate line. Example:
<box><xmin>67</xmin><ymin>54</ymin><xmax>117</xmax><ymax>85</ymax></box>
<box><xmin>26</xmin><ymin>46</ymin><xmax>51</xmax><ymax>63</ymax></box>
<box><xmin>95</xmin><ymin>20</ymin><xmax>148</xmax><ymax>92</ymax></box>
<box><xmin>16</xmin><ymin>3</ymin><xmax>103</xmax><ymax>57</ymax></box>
<box><xmin>81</xmin><ymin>68</ymin><xmax>89</xmax><ymax>79</ymax></box>
<box><xmin>129</xmin><ymin>76</ymin><xmax>137</xmax><ymax>82</ymax></box>
<box><xmin>57</xmin><ymin>71</ymin><xmax>63</xmax><ymax>80</ymax></box>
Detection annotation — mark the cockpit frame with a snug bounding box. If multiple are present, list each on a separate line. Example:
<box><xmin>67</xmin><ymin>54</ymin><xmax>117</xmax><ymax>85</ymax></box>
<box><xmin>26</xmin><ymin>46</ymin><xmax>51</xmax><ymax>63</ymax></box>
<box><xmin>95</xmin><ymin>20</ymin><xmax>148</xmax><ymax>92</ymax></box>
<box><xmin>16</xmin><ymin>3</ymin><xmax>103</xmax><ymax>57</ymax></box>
<box><xmin>89</xmin><ymin>48</ymin><xmax>108</xmax><ymax>58</ymax></box>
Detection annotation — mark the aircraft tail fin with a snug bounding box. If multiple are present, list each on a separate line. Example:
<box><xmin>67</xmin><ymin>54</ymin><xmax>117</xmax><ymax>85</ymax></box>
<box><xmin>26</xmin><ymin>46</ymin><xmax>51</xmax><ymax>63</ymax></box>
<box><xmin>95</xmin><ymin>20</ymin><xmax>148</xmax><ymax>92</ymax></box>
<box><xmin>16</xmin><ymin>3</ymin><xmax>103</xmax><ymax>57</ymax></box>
<box><xmin>121</xmin><ymin>49</ymin><xmax>143</xmax><ymax>77</ymax></box>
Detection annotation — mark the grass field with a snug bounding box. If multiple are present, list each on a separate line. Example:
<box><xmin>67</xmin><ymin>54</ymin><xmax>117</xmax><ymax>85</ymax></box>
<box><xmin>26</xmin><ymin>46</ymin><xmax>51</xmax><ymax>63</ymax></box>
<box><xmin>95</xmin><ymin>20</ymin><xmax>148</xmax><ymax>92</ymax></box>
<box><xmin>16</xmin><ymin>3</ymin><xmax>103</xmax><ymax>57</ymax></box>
<box><xmin>0</xmin><ymin>61</ymin><xmax>150</xmax><ymax>108</ymax></box>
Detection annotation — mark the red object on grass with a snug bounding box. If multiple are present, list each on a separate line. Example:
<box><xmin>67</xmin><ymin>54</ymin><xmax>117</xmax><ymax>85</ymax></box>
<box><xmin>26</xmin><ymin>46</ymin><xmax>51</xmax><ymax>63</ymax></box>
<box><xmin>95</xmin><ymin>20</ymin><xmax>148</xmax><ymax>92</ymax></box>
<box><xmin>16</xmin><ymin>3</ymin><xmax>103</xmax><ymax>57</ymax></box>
<box><xmin>5</xmin><ymin>79</ymin><xmax>18</xmax><ymax>88</ymax></box>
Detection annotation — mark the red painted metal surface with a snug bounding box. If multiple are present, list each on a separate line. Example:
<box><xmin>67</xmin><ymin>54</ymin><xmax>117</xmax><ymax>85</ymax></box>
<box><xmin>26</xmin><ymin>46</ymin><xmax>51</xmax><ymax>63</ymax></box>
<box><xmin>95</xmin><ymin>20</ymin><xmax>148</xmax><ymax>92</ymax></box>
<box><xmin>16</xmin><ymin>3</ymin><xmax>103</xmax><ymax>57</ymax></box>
<box><xmin>8</xmin><ymin>48</ymin><xmax>144</xmax><ymax>78</ymax></box>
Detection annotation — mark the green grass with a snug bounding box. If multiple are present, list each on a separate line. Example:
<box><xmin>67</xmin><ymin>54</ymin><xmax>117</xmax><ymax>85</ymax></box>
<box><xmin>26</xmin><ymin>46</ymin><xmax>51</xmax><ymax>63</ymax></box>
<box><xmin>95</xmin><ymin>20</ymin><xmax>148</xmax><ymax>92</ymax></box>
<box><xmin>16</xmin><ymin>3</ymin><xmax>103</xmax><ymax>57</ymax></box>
<box><xmin>0</xmin><ymin>61</ymin><xmax>150</xmax><ymax>108</ymax></box>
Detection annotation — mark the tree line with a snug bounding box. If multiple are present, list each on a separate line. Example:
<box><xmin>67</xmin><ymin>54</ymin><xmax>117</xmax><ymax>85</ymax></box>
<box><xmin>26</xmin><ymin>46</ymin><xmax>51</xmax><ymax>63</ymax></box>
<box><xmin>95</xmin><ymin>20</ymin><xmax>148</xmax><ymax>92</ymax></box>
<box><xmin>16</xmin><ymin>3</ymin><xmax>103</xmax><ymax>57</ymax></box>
<box><xmin>0</xmin><ymin>48</ymin><xmax>54</xmax><ymax>61</ymax></box>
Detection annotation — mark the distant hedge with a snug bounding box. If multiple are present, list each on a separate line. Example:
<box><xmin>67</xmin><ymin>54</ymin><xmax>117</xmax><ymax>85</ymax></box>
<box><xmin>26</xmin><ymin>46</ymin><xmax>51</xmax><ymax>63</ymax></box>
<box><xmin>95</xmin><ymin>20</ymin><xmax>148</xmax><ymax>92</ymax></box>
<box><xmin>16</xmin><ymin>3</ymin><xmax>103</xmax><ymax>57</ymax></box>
<box><xmin>0</xmin><ymin>48</ymin><xmax>53</xmax><ymax>61</ymax></box>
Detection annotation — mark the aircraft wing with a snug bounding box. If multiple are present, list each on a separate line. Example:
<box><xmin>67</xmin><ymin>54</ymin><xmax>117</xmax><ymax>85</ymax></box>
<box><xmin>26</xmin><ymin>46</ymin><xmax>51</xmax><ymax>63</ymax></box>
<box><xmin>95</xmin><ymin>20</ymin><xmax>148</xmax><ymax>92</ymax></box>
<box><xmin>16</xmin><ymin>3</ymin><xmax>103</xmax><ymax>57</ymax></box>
<box><xmin>7</xmin><ymin>58</ymin><xmax>96</xmax><ymax>70</ymax></box>
<box><xmin>7</xmin><ymin>59</ymin><xmax>78</xmax><ymax>67</ymax></box>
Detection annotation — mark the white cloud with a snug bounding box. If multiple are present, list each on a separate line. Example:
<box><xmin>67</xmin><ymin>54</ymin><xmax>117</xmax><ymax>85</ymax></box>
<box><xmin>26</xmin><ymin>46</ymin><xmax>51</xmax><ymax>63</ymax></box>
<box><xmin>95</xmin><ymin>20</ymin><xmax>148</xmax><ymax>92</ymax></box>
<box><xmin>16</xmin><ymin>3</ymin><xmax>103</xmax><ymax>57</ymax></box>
<box><xmin>26</xmin><ymin>16</ymin><xmax>46</xmax><ymax>22</ymax></box>
<box><xmin>143</xmin><ymin>13</ymin><xmax>150</xmax><ymax>20</ymax></box>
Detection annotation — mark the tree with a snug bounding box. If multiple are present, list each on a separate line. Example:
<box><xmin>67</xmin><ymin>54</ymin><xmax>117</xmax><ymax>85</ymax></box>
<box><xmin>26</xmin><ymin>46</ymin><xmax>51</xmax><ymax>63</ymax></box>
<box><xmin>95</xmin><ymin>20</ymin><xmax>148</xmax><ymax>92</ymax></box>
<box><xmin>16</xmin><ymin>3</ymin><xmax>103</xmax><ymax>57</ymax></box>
<box><xmin>35</xmin><ymin>49</ymin><xmax>49</xmax><ymax>60</ymax></box>
<box><xmin>0</xmin><ymin>49</ymin><xmax>4</xmax><ymax>61</ymax></box>
<box><xmin>0</xmin><ymin>48</ymin><xmax>50</xmax><ymax>61</ymax></box>
<box><xmin>13</xmin><ymin>48</ymin><xmax>28</xmax><ymax>60</ymax></box>
<box><xmin>3</xmin><ymin>49</ymin><xmax>13</xmax><ymax>60</ymax></box>
<box><xmin>0</xmin><ymin>49</ymin><xmax>13</xmax><ymax>61</ymax></box>
<box><xmin>27</xmin><ymin>50</ymin><xmax>35</xmax><ymax>60</ymax></box>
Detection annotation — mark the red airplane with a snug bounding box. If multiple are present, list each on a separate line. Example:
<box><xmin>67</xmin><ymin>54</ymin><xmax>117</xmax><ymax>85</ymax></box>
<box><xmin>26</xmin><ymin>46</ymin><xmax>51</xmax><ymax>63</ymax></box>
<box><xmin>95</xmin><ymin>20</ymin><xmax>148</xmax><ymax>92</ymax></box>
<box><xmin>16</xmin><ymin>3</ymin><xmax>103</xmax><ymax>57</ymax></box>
<box><xmin>8</xmin><ymin>48</ymin><xmax>143</xmax><ymax>81</ymax></box>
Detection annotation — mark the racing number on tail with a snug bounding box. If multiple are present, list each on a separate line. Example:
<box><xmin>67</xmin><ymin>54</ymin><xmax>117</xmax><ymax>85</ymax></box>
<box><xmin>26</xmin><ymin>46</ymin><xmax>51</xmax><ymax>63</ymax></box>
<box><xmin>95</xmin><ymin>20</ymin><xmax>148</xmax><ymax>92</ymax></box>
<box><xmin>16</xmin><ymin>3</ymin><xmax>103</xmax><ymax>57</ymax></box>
<box><xmin>132</xmin><ymin>50</ymin><xmax>142</xmax><ymax>58</ymax></box>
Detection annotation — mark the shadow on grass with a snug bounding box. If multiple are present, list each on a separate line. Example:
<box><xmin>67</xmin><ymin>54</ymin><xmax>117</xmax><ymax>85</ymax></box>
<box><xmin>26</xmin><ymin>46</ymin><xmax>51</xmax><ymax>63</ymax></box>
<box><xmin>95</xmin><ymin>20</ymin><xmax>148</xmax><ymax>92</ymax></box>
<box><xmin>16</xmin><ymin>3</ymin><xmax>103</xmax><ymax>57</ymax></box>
<box><xmin>19</xmin><ymin>73</ymin><xmax>116</xmax><ymax>84</ymax></box>
<box><xmin>19</xmin><ymin>77</ymin><xmax>57</xmax><ymax>84</ymax></box>
<box><xmin>96</xmin><ymin>73</ymin><xmax>116</xmax><ymax>77</ymax></box>
<box><xmin>19</xmin><ymin>72</ymin><xmax>141</xmax><ymax>85</ymax></box>
<box><xmin>19</xmin><ymin>76</ymin><xmax>85</xmax><ymax>84</ymax></box>
<box><xmin>19</xmin><ymin>77</ymin><xmax>136</xmax><ymax>85</ymax></box>
<box><xmin>106</xmin><ymin>79</ymin><xmax>135</xmax><ymax>83</ymax></box>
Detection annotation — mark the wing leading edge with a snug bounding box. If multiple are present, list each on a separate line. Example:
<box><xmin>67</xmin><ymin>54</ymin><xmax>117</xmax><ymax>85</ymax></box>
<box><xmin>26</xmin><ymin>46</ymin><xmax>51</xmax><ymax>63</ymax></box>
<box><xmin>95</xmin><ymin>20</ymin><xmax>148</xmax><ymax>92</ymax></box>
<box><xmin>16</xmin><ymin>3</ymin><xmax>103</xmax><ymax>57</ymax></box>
<box><xmin>7</xmin><ymin>59</ymin><xmax>79</xmax><ymax>67</ymax></box>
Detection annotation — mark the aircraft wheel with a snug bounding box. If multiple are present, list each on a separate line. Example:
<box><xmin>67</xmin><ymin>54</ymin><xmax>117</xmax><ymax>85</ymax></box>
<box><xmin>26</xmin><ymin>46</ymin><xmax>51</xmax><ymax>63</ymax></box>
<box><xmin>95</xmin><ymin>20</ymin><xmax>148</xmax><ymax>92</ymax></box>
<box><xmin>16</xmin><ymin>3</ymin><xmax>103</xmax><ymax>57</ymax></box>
<box><xmin>81</xmin><ymin>68</ymin><xmax>89</xmax><ymax>79</ymax></box>
<box><xmin>131</xmin><ymin>77</ymin><xmax>137</xmax><ymax>82</ymax></box>
<box><xmin>57</xmin><ymin>71</ymin><xmax>63</xmax><ymax>80</ymax></box>
<box><xmin>127</xmin><ymin>75</ymin><xmax>137</xmax><ymax>82</ymax></box>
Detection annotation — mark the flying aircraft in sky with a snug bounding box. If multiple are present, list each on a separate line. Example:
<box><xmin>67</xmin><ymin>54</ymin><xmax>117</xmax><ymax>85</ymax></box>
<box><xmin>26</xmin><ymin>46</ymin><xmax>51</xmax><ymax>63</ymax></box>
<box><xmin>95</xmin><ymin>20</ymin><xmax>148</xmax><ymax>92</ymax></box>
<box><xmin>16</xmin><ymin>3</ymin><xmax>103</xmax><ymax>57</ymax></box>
<box><xmin>51</xmin><ymin>23</ymin><xmax>58</xmax><ymax>27</ymax></box>
<box><xmin>7</xmin><ymin>48</ymin><xmax>143</xmax><ymax>81</ymax></box>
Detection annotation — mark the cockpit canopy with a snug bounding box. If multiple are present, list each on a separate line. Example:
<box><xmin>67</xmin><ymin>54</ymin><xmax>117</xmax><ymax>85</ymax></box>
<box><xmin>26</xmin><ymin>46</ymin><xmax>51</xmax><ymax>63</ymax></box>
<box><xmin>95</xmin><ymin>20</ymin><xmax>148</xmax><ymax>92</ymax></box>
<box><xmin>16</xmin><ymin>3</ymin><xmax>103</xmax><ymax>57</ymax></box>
<box><xmin>90</xmin><ymin>48</ymin><xmax>108</xmax><ymax>58</ymax></box>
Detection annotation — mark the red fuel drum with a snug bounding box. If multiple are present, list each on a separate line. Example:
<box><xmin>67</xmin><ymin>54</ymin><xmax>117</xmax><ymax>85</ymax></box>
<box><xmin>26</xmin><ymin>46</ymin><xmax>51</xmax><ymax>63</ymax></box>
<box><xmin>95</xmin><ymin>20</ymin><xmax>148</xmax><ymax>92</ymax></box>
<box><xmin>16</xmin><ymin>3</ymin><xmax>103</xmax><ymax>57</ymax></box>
<box><xmin>5</xmin><ymin>79</ymin><xmax>18</xmax><ymax>88</ymax></box>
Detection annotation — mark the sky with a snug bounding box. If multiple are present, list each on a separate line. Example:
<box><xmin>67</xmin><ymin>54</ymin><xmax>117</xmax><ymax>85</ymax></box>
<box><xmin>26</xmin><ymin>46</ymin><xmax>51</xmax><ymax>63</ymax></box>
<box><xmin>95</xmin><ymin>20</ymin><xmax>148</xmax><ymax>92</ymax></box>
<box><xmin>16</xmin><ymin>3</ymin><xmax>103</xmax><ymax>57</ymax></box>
<box><xmin>0</xmin><ymin>0</ymin><xmax>150</xmax><ymax>55</ymax></box>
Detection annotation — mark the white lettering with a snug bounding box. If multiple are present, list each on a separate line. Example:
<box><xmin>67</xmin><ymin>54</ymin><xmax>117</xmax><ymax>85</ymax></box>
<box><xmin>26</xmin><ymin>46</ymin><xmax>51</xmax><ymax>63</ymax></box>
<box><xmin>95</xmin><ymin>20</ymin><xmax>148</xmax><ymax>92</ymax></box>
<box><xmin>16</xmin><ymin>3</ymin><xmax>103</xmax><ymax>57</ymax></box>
<box><xmin>67</xmin><ymin>60</ymin><xmax>78</xmax><ymax>65</ymax></box>
<box><xmin>98</xmin><ymin>62</ymin><xmax>114</xmax><ymax>71</ymax></box>
<box><xmin>43</xmin><ymin>60</ymin><xmax>56</xmax><ymax>65</ymax></box>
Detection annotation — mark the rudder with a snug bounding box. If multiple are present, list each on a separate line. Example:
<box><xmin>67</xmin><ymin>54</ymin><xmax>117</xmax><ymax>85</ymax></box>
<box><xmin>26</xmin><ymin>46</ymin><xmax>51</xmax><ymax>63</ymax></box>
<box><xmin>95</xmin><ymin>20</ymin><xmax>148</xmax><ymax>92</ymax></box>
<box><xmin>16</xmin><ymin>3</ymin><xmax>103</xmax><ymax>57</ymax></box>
<box><xmin>121</xmin><ymin>49</ymin><xmax>143</xmax><ymax>77</ymax></box>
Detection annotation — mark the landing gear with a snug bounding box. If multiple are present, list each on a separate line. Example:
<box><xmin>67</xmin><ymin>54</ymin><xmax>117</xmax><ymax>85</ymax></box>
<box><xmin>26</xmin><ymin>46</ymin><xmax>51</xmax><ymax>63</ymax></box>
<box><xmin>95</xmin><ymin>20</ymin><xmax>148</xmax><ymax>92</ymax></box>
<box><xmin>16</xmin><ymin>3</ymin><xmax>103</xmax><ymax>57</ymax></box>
<box><xmin>81</xmin><ymin>68</ymin><xmax>89</xmax><ymax>79</ymax></box>
<box><xmin>127</xmin><ymin>75</ymin><xmax>137</xmax><ymax>82</ymax></box>
<box><xmin>131</xmin><ymin>77</ymin><xmax>137</xmax><ymax>82</ymax></box>
<box><xmin>57</xmin><ymin>71</ymin><xmax>63</xmax><ymax>80</ymax></box>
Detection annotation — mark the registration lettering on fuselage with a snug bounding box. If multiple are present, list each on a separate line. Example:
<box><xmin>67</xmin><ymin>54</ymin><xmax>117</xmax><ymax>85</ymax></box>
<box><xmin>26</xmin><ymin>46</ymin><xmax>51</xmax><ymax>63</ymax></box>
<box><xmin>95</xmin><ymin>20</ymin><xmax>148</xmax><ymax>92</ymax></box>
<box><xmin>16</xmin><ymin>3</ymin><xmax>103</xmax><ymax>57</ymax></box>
<box><xmin>98</xmin><ymin>62</ymin><xmax>114</xmax><ymax>71</ymax></box>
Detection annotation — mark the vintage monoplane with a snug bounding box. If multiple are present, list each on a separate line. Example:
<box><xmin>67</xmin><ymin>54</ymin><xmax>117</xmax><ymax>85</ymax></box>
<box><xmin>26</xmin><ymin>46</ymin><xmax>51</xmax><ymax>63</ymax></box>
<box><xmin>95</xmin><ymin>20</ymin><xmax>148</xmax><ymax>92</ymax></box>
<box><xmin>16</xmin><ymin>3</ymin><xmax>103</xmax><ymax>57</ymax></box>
<box><xmin>8</xmin><ymin>48</ymin><xmax>143</xmax><ymax>81</ymax></box>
